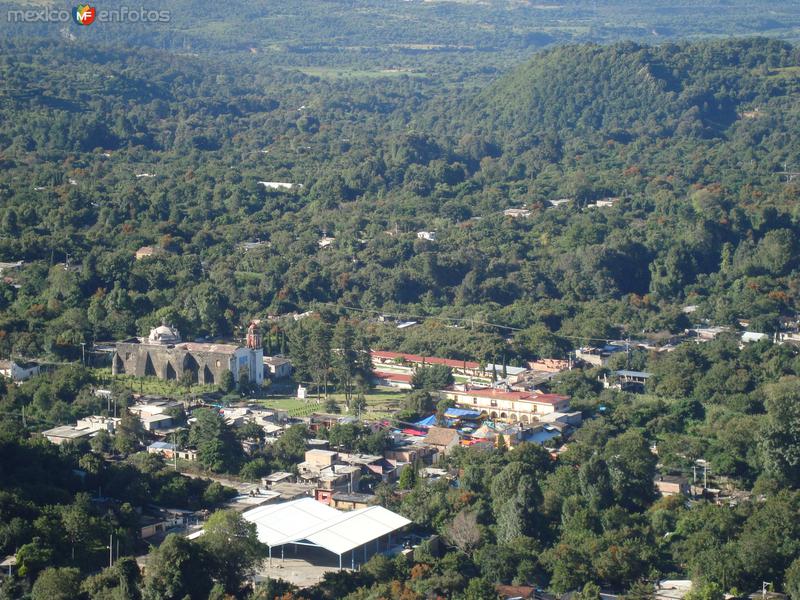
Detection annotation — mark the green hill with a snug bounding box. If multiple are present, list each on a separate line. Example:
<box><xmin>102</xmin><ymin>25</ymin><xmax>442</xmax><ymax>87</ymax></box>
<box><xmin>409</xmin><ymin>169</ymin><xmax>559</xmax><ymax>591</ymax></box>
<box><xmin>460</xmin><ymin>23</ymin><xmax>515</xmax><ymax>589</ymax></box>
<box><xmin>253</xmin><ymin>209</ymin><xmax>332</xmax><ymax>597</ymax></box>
<box><xmin>473</xmin><ymin>38</ymin><xmax>798</xmax><ymax>138</ymax></box>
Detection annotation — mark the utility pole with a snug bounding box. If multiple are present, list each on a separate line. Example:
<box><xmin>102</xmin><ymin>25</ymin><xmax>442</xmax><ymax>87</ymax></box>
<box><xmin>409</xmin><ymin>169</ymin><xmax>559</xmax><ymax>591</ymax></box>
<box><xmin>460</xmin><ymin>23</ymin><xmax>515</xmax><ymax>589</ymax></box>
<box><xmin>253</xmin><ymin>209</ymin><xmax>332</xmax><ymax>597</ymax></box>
<box><xmin>626</xmin><ymin>337</ymin><xmax>631</xmax><ymax>369</ymax></box>
<box><xmin>694</xmin><ymin>459</ymin><xmax>709</xmax><ymax>489</ymax></box>
<box><xmin>108</xmin><ymin>532</ymin><xmax>113</xmax><ymax>568</ymax></box>
<box><xmin>762</xmin><ymin>582</ymin><xmax>772</xmax><ymax>599</ymax></box>
<box><xmin>80</xmin><ymin>342</ymin><xmax>86</xmax><ymax>367</ymax></box>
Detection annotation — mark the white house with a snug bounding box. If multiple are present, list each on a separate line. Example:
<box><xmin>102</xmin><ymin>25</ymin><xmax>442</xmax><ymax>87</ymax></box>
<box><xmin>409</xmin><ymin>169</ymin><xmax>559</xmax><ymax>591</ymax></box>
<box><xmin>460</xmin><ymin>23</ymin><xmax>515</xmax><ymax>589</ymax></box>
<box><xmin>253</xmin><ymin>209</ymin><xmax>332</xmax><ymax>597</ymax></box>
<box><xmin>258</xmin><ymin>181</ymin><xmax>302</xmax><ymax>191</ymax></box>
<box><xmin>416</xmin><ymin>231</ymin><xmax>436</xmax><ymax>242</ymax></box>
<box><xmin>0</xmin><ymin>360</ymin><xmax>40</xmax><ymax>382</ymax></box>
<box><xmin>42</xmin><ymin>415</ymin><xmax>119</xmax><ymax>445</ymax></box>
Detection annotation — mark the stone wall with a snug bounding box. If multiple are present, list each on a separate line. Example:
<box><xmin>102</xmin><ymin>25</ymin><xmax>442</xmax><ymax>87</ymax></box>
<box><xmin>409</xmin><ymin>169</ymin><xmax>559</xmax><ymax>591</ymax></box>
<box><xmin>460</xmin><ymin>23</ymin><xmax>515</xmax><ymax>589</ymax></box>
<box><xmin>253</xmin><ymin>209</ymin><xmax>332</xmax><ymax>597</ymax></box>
<box><xmin>113</xmin><ymin>343</ymin><xmax>234</xmax><ymax>385</ymax></box>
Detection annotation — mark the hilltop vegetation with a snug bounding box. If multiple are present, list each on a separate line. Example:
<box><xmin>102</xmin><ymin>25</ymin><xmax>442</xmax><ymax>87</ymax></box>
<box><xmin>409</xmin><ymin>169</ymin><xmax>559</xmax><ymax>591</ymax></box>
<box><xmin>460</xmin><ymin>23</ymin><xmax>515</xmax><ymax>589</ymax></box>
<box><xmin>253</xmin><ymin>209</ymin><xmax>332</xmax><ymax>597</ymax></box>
<box><xmin>2</xmin><ymin>30</ymin><xmax>800</xmax><ymax>599</ymax></box>
<box><xmin>475</xmin><ymin>38</ymin><xmax>798</xmax><ymax>136</ymax></box>
<box><xmin>0</xmin><ymin>39</ymin><xmax>799</xmax><ymax>360</ymax></box>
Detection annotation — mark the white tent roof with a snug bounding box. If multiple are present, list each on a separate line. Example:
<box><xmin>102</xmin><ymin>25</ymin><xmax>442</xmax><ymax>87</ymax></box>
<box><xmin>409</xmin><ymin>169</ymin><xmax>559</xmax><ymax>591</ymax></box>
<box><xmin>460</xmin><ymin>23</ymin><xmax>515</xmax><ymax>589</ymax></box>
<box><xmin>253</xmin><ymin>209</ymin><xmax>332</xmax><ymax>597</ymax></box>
<box><xmin>241</xmin><ymin>497</ymin><xmax>411</xmax><ymax>556</ymax></box>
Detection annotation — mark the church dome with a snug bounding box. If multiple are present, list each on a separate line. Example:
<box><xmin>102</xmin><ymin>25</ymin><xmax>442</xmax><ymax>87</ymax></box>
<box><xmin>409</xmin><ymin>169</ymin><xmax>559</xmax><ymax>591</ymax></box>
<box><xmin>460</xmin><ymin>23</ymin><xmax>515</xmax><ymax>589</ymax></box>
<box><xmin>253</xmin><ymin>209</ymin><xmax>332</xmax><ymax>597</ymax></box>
<box><xmin>148</xmin><ymin>324</ymin><xmax>181</xmax><ymax>344</ymax></box>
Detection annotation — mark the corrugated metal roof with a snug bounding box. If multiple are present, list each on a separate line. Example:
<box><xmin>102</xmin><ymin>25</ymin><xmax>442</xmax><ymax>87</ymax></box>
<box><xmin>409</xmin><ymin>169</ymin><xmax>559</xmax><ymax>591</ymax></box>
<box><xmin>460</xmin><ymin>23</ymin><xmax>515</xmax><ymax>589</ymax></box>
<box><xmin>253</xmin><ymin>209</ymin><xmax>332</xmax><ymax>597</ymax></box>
<box><xmin>241</xmin><ymin>497</ymin><xmax>410</xmax><ymax>555</ymax></box>
<box><xmin>148</xmin><ymin>441</ymin><xmax>176</xmax><ymax>450</ymax></box>
<box><xmin>614</xmin><ymin>370</ymin><xmax>652</xmax><ymax>378</ymax></box>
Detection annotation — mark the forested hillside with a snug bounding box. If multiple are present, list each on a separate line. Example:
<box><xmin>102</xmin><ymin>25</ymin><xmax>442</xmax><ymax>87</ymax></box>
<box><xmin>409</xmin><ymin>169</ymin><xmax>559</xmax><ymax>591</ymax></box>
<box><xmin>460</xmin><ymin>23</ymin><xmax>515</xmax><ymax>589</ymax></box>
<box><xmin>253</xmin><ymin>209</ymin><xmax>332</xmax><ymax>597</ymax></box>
<box><xmin>3</xmin><ymin>22</ymin><xmax>800</xmax><ymax>600</ymax></box>
<box><xmin>0</xmin><ymin>38</ymin><xmax>799</xmax><ymax>362</ymax></box>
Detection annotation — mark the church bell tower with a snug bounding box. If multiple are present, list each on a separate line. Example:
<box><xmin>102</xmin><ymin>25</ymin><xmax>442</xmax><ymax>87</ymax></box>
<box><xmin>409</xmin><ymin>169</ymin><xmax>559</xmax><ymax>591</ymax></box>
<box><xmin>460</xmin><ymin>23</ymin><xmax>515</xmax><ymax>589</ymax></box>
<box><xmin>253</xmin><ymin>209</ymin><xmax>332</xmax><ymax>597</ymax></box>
<box><xmin>246</xmin><ymin>321</ymin><xmax>262</xmax><ymax>349</ymax></box>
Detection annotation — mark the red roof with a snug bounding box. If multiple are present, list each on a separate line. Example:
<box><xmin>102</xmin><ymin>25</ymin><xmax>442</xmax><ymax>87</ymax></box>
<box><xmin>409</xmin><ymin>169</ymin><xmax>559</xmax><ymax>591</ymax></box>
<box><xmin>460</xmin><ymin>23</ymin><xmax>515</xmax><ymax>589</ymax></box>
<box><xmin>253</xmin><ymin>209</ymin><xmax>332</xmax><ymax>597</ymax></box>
<box><xmin>402</xmin><ymin>428</ymin><xmax>427</xmax><ymax>437</ymax></box>
<box><xmin>373</xmin><ymin>370</ymin><xmax>413</xmax><ymax>383</ymax></box>
<box><xmin>450</xmin><ymin>387</ymin><xmax>569</xmax><ymax>405</ymax></box>
<box><xmin>371</xmin><ymin>350</ymin><xmax>480</xmax><ymax>370</ymax></box>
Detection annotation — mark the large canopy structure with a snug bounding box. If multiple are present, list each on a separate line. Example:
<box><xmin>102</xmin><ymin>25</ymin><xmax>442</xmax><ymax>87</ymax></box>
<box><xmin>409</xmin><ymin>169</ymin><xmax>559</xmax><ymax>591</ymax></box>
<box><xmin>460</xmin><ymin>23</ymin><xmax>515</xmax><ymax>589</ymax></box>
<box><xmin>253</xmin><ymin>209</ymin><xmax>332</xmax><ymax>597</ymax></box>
<box><xmin>241</xmin><ymin>497</ymin><xmax>411</xmax><ymax>569</ymax></box>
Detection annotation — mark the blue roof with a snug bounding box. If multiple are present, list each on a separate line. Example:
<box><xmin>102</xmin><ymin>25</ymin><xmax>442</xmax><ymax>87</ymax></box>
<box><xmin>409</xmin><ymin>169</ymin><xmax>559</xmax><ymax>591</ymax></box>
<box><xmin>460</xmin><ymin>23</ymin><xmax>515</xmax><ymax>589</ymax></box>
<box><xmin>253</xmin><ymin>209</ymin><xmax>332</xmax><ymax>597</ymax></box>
<box><xmin>444</xmin><ymin>408</ymin><xmax>482</xmax><ymax>419</ymax></box>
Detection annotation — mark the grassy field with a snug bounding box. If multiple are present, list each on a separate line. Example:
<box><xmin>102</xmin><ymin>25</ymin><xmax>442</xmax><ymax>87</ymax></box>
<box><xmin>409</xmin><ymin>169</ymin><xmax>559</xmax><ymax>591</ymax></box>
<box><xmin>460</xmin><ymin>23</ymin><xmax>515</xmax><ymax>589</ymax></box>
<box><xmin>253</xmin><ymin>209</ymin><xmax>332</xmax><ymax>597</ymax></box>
<box><xmin>766</xmin><ymin>65</ymin><xmax>800</xmax><ymax>80</ymax></box>
<box><xmin>90</xmin><ymin>368</ymin><xmax>407</xmax><ymax>418</ymax></box>
<box><xmin>255</xmin><ymin>387</ymin><xmax>406</xmax><ymax>419</ymax></box>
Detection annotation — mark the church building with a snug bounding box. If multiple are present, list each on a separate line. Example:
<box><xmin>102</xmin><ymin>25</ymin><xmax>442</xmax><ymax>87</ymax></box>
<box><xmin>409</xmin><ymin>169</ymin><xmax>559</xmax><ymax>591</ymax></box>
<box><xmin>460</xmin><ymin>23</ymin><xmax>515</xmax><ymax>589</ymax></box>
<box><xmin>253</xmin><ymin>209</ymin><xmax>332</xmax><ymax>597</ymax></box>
<box><xmin>112</xmin><ymin>322</ymin><xmax>264</xmax><ymax>387</ymax></box>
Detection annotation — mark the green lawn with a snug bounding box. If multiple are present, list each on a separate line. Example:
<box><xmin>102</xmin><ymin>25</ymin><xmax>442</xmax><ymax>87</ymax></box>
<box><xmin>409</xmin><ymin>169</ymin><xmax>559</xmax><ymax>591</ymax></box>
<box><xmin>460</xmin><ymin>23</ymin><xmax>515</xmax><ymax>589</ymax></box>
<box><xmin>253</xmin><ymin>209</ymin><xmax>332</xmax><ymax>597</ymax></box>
<box><xmin>254</xmin><ymin>387</ymin><xmax>406</xmax><ymax>419</ymax></box>
<box><xmin>90</xmin><ymin>369</ymin><xmax>406</xmax><ymax>418</ymax></box>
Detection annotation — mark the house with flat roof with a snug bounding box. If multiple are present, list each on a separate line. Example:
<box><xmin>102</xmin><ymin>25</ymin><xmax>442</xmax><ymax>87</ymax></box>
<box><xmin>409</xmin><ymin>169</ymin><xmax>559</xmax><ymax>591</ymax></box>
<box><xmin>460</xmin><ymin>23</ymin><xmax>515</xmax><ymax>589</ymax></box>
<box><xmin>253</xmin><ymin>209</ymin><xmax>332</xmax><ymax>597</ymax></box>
<box><xmin>655</xmin><ymin>475</ymin><xmax>691</xmax><ymax>497</ymax></box>
<box><xmin>261</xmin><ymin>471</ymin><xmax>295</xmax><ymax>488</ymax></box>
<box><xmin>575</xmin><ymin>345</ymin><xmax>627</xmax><ymax>367</ymax></box>
<box><xmin>147</xmin><ymin>441</ymin><xmax>197</xmax><ymax>462</ymax></box>
<box><xmin>42</xmin><ymin>415</ymin><xmax>119</xmax><ymax>445</ymax></box>
<box><xmin>299</xmin><ymin>449</ymin><xmax>339</xmax><ymax>474</ymax></box>
<box><xmin>141</xmin><ymin>413</ymin><xmax>174</xmax><ymax>432</ymax></box>
<box><xmin>331</xmin><ymin>492</ymin><xmax>375</xmax><ymax>511</ymax></box>
<box><xmin>527</xmin><ymin>358</ymin><xmax>570</xmax><ymax>373</ymax></box>
<box><xmin>601</xmin><ymin>369</ymin><xmax>652</xmax><ymax>392</ymax></box>
<box><xmin>42</xmin><ymin>425</ymin><xmax>96</xmax><ymax>445</ymax></box>
<box><xmin>264</xmin><ymin>356</ymin><xmax>292</xmax><ymax>379</ymax></box>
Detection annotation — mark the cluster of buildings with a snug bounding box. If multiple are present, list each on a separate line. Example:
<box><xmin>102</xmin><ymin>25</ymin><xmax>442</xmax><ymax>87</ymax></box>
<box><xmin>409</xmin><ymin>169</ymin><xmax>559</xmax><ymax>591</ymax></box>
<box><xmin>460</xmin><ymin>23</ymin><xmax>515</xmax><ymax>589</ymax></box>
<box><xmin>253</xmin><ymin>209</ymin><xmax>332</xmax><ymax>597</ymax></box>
<box><xmin>371</xmin><ymin>349</ymin><xmax>579</xmax><ymax>424</ymax></box>
<box><xmin>42</xmin><ymin>395</ymin><xmax>189</xmax><ymax>446</ymax></box>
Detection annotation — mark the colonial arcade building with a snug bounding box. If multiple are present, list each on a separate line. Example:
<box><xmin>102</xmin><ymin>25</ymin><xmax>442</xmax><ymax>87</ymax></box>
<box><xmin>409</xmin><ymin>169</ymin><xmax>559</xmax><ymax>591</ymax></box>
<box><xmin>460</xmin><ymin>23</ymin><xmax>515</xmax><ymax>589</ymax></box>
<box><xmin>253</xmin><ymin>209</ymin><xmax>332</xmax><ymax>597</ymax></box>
<box><xmin>112</xmin><ymin>322</ymin><xmax>264</xmax><ymax>386</ymax></box>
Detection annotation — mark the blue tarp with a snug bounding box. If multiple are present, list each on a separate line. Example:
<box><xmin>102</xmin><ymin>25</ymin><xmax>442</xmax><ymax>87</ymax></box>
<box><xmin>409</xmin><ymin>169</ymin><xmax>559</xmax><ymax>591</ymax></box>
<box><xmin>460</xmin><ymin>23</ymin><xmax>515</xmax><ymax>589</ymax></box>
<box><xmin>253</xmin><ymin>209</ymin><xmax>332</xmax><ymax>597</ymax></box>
<box><xmin>444</xmin><ymin>408</ymin><xmax>482</xmax><ymax>419</ymax></box>
<box><xmin>414</xmin><ymin>414</ymin><xmax>437</xmax><ymax>427</ymax></box>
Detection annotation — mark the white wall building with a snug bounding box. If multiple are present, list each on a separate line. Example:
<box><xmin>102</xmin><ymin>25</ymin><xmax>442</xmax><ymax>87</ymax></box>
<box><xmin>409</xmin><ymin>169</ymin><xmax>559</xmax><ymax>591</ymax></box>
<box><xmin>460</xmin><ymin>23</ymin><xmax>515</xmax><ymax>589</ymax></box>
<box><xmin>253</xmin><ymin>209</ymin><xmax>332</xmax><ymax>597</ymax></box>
<box><xmin>0</xmin><ymin>360</ymin><xmax>40</xmax><ymax>382</ymax></box>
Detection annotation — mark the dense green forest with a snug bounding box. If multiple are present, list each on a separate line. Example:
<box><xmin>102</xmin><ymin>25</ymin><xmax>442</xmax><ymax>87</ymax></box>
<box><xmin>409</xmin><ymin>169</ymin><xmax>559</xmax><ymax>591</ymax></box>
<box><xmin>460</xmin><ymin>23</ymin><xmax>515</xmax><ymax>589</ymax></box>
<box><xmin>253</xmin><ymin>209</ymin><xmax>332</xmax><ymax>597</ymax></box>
<box><xmin>2</xmin><ymin>10</ymin><xmax>800</xmax><ymax>599</ymax></box>
<box><xmin>0</xmin><ymin>38</ymin><xmax>799</xmax><ymax>360</ymax></box>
